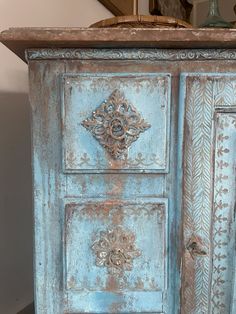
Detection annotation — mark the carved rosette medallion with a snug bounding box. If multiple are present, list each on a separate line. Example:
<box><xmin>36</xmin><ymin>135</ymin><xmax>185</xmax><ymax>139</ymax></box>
<box><xmin>91</xmin><ymin>226</ymin><xmax>141</xmax><ymax>276</ymax></box>
<box><xmin>82</xmin><ymin>89</ymin><xmax>151</xmax><ymax>159</ymax></box>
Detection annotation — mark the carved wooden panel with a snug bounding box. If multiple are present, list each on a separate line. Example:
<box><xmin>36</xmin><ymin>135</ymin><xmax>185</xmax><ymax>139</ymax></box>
<box><xmin>180</xmin><ymin>73</ymin><xmax>236</xmax><ymax>314</ymax></box>
<box><xmin>211</xmin><ymin>113</ymin><xmax>236</xmax><ymax>313</ymax></box>
<box><xmin>27</xmin><ymin>48</ymin><xmax>236</xmax><ymax>62</ymax></box>
<box><xmin>64</xmin><ymin>198</ymin><xmax>167</xmax><ymax>313</ymax></box>
<box><xmin>62</xmin><ymin>73</ymin><xmax>170</xmax><ymax>173</ymax></box>
<box><xmin>81</xmin><ymin>89</ymin><xmax>151</xmax><ymax>159</ymax></box>
<box><xmin>91</xmin><ymin>226</ymin><xmax>142</xmax><ymax>276</ymax></box>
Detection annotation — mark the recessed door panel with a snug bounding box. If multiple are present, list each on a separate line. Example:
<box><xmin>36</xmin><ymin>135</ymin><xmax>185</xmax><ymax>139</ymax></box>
<box><xmin>61</xmin><ymin>73</ymin><xmax>171</xmax><ymax>173</ymax></box>
<box><xmin>63</xmin><ymin>198</ymin><xmax>168</xmax><ymax>313</ymax></box>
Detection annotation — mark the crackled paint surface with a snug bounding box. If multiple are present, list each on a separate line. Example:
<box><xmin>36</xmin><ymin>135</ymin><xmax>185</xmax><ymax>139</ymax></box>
<box><xmin>28</xmin><ymin>48</ymin><xmax>236</xmax><ymax>314</ymax></box>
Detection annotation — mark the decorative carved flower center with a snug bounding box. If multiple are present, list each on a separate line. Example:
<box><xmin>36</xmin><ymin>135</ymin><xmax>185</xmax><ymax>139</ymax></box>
<box><xmin>82</xmin><ymin>90</ymin><xmax>151</xmax><ymax>159</ymax></box>
<box><xmin>109</xmin><ymin>117</ymin><xmax>126</xmax><ymax>139</ymax></box>
<box><xmin>92</xmin><ymin>226</ymin><xmax>141</xmax><ymax>276</ymax></box>
<box><xmin>108</xmin><ymin>249</ymin><xmax>125</xmax><ymax>266</ymax></box>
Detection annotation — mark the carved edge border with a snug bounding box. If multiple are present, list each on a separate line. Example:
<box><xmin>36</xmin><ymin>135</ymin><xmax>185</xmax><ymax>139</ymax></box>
<box><xmin>182</xmin><ymin>75</ymin><xmax>213</xmax><ymax>314</ymax></box>
<box><xmin>211</xmin><ymin>113</ymin><xmax>236</xmax><ymax>313</ymax></box>
<box><xmin>26</xmin><ymin>48</ymin><xmax>236</xmax><ymax>61</ymax></box>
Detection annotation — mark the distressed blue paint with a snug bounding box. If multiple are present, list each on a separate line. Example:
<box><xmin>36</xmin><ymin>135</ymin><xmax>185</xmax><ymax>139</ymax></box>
<box><xmin>59</xmin><ymin>72</ymin><xmax>173</xmax><ymax>313</ymax></box>
<box><xmin>27</xmin><ymin>48</ymin><xmax>236</xmax><ymax>314</ymax></box>
<box><xmin>179</xmin><ymin>73</ymin><xmax>236</xmax><ymax>313</ymax></box>
<box><xmin>30</xmin><ymin>62</ymin><xmax>66</xmax><ymax>313</ymax></box>
<box><xmin>61</xmin><ymin>73</ymin><xmax>171</xmax><ymax>173</ymax></box>
<box><xmin>211</xmin><ymin>113</ymin><xmax>236</xmax><ymax>313</ymax></box>
<box><xmin>64</xmin><ymin>198</ymin><xmax>167</xmax><ymax>313</ymax></box>
<box><xmin>28</xmin><ymin>54</ymin><xmax>178</xmax><ymax>313</ymax></box>
<box><xmin>67</xmin><ymin>291</ymin><xmax>163</xmax><ymax>313</ymax></box>
<box><xmin>29</xmin><ymin>57</ymin><xmax>177</xmax><ymax>313</ymax></box>
<box><xmin>66</xmin><ymin>174</ymin><xmax>165</xmax><ymax>198</ymax></box>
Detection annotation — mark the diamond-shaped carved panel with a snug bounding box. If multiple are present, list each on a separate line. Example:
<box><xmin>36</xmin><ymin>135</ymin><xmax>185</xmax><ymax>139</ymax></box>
<box><xmin>62</xmin><ymin>73</ymin><xmax>170</xmax><ymax>172</ymax></box>
<box><xmin>81</xmin><ymin>90</ymin><xmax>151</xmax><ymax>159</ymax></box>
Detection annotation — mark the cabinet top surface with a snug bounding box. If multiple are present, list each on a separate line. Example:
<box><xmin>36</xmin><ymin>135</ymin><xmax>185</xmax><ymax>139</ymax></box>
<box><xmin>1</xmin><ymin>27</ymin><xmax>236</xmax><ymax>62</ymax></box>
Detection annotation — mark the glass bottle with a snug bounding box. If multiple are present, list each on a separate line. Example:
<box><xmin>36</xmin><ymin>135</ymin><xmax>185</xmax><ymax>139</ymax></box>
<box><xmin>200</xmin><ymin>0</ymin><xmax>232</xmax><ymax>28</ymax></box>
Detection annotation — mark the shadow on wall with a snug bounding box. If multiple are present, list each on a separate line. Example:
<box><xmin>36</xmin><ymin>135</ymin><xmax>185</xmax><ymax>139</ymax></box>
<box><xmin>0</xmin><ymin>93</ymin><xmax>33</xmax><ymax>314</ymax></box>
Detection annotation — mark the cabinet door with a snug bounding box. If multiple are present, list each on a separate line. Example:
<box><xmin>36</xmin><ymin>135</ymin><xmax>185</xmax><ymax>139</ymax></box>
<box><xmin>64</xmin><ymin>198</ymin><xmax>168</xmax><ymax>313</ymax></box>
<box><xmin>30</xmin><ymin>61</ymin><xmax>179</xmax><ymax>314</ymax></box>
<box><xmin>61</xmin><ymin>72</ymin><xmax>172</xmax><ymax>314</ymax></box>
<box><xmin>179</xmin><ymin>73</ymin><xmax>236</xmax><ymax>314</ymax></box>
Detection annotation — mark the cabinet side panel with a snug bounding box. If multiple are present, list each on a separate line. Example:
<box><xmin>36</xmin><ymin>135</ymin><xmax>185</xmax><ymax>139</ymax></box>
<box><xmin>29</xmin><ymin>61</ymin><xmax>65</xmax><ymax>314</ymax></box>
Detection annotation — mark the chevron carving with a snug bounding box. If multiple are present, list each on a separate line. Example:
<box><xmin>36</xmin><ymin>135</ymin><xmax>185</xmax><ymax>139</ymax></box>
<box><xmin>182</xmin><ymin>75</ymin><xmax>236</xmax><ymax>314</ymax></box>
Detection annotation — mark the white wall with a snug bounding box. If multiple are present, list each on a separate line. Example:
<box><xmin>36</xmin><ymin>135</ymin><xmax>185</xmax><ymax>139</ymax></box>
<box><xmin>0</xmin><ymin>0</ymin><xmax>113</xmax><ymax>93</ymax></box>
<box><xmin>0</xmin><ymin>1</ymin><xmax>112</xmax><ymax>314</ymax></box>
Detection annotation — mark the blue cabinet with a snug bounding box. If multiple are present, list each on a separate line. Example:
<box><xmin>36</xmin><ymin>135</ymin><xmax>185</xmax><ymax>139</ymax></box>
<box><xmin>25</xmin><ymin>49</ymin><xmax>236</xmax><ymax>314</ymax></box>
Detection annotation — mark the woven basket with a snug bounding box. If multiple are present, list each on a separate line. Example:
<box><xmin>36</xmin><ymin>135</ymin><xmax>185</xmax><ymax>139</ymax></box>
<box><xmin>90</xmin><ymin>15</ymin><xmax>192</xmax><ymax>28</ymax></box>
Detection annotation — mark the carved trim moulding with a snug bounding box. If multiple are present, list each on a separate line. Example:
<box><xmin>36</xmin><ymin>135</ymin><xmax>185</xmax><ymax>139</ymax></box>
<box><xmin>181</xmin><ymin>74</ymin><xmax>236</xmax><ymax>313</ymax></box>
<box><xmin>211</xmin><ymin>113</ymin><xmax>236</xmax><ymax>313</ymax></box>
<box><xmin>26</xmin><ymin>48</ymin><xmax>236</xmax><ymax>61</ymax></box>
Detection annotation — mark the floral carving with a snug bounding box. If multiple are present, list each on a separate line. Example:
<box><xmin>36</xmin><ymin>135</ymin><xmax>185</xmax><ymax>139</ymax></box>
<box><xmin>81</xmin><ymin>90</ymin><xmax>150</xmax><ymax>159</ymax></box>
<box><xmin>91</xmin><ymin>226</ymin><xmax>141</xmax><ymax>276</ymax></box>
<box><xmin>75</xmin><ymin>152</ymin><xmax>165</xmax><ymax>168</ymax></box>
<box><xmin>27</xmin><ymin>48</ymin><xmax>236</xmax><ymax>61</ymax></box>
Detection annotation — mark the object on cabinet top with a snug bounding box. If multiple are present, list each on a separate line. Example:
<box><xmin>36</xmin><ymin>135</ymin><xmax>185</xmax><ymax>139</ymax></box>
<box><xmin>98</xmin><ymin>0</ymin><xmax>193</xmax><ymax>23</ymax></box>
<box><xmin>95</xmin><ymin>0</ymin><xmax>192</xmax><ymax>28</ymax></box>
<box><xmin>200</xmin><ymin>0</ymin><xmax>233</xmax><ymax>29</ymax></box>
<box><xmin>90</xmin><ymin>15</ymin><xmax>192</xmax><ymax>28</ymax></box>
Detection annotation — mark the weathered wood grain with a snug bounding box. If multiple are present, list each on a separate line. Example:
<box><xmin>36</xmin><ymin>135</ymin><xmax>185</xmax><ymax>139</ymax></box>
<box><xmin>1</xmin><ymin>28</ymin><xmax>236</xmax><ymax>62</ymax></box>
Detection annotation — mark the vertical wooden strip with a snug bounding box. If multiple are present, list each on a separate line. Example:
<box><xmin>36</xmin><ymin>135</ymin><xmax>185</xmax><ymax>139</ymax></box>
<box><xmin>211</xmin><ymin>113</ymin><xmax>236</xmax><ymax>313</ymax></box>
<box><xmin>181</xmin><ymin>75</ymin><xmax>214</xmax><ymax>313</ymax></box>
<box><xmin>181</xmin><ymin>74</ymin><xmax>236</xmax><ymax>313</ymax></box>
<box><xmin>29</xmin><ymin>60</ymin><xmax>65</xmax><ymax>313</ymax></box>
